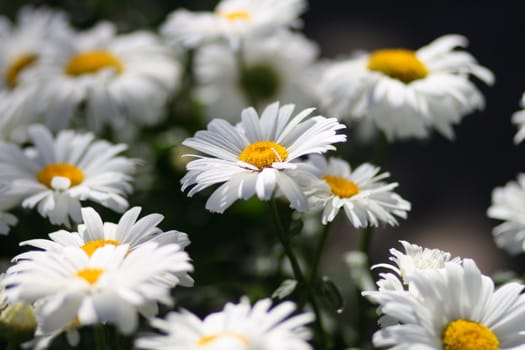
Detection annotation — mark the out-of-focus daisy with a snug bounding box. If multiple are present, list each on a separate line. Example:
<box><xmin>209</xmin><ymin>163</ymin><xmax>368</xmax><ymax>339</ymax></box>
<box><xmin>0</xmin><ymin>124</ymin><xmax>137</xmax><ymax>226</ymax></box>
<box><xmin>487</xmin><ymin>174</ymin><xmax>525</xmax><ymax>255</ymax></box>
<box><xmin>318</xmin><ymin>34</ymin><xmax>494</xmax><ymax>140</ymax></box>
<box><xmin>194</xmin><ymin>30</ymin><xmax>319</xmax><ymax>122</ymax></box>
<box><xmin>0</xmin><ymin>193</ymin><xmax>19</xmax><ymax>235</ymax></box>
<box><xmin>300</xmin><ymin>155</ymin><xmax>410</xmax><ymax>227</ymax></box>
<box><xmin>135</xmin><ymin>297</ymin><xmax>314</xmax><ymax>350</ymax></box>
<box><xmin>180</xmin><ymin>102</ymin><xmax>346</xmax><ymax>213</ymax></box>
<box><xmin>512</xmin><ymin>92</ymin><xmax>525</xmax><ymax>144</ymax></box>
<box><xmin>20</xmin><ymin>206</ymin><xmax>193</xmax><ymax>287</ymax></box>
<box><xmin>366</xmin><ymin>259</ymin><xmax>525</xmax><ymax>350</ymax></box>
<box><xmin>161</xmin><ymin>0</ymin><xmax>306</xmax><ymax>48</ymax></box>
<box><xmin>0</xmin><ymin>6</ymin><xmax>71</xmax><ymax>92</ymax></box>
<box><xmin>3</xmin><ymin>243</ymin><xmax>193</xmax><ymax>336</ymax></box>
<box><xmin>24</xmin><ymin>22</ymin><xmax>180</xmax><ymax>134</ymax></box>
<box><xmin>0</xmin><ymin>6</ymin><xmax>73</xmax><ymax>142</ymax></box>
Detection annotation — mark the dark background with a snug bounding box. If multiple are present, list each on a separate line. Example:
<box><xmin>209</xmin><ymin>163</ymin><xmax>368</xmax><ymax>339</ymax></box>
<box><xmin>1</xmin><ymin>0</ymin><xmax>524</xmax><ymax>273</ymax></box>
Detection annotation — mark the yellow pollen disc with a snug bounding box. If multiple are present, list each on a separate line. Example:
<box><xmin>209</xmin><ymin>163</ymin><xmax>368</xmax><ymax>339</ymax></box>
<box><xmin>65</xmin><ymin>50</ymin><xmax>123</xmax><ymax>76</ymax></box>
<box><xmin>238</xmin><ymin>141</ymin><xmax>288</xmax><ymax>169</ymax></box>
<box><xmin>75</xmin><ymin>268</ymin><xmax>105</xmax><ymax>285</ymax></box>
<box><xmin>367</xmin><ymin>49</ymin><xmax>428</xmax><ymax>83</ymax></box>
<box><xmin>81</xmin><ymin>240</ymin><xmax>121</xmax><ymax>257</ymax></box>
<box><xmin>37</xmin><ymin>163</ymin><xmax>84</xmax><ymax>188</ymax></box>
<box><xmin>197</xmin><ymin>332</ymin><xmax>249</xmax><ymax>347</ymax></box>
<box><xmin>322</xmin><ymin>175</ymin><xmax>359</xmax><ymax>198</ymax></box>
<box><xmin>4</xmin><ymin>54</ymin><xmax>37</xmax><ymax>88</ymax></box>
<box><xmin>443</xmin><ymin>319</ymin><xmax>499</xmax><ymax>350</ymax></box>
<box><xmin>219</xmin><ymin>10</ymin><xmax>252</xmax><ymax>21</ymax></box>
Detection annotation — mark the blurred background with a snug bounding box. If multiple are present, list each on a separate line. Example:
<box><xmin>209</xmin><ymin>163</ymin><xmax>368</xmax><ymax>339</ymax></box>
<box><xmin>1</xmin><ymin>0</ymin><xmax>524</xmax><ymax>297</ymax></box>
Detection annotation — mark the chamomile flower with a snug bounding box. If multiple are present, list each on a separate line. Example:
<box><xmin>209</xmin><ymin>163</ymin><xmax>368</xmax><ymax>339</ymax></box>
<box><xmin>318</xmin><ymin>34</ymin><xmax>494</xmax><ymax>140</ymax></box>
<box><xmin>0</xmin><ymin>124</ymin><xmax>137</xmax><ymax>227</ymax></box>
<box><xmin>135</xmin><ymin>297</ymin><xmax>314</xmax><ymax>350</ymax></box>
<box><xmin>512</xmin><ymin>92</ymin><xmax>525</xmax><ymax>144</ymax></box>
<box><xmin>487</xmin><ymin>174</ymin><xmax>525</xmax><ymax>255</ymax></box>
<box><xmin>161</xmin><ymin>0</ymin><xmax>306</xmax><ymax>48</ymax></box>
<box><xmin>24</xmin><ymin>22</ymin><xmax>180</xmax><ymax>134</ymax></box>
<box><xmin>180</xmin><ymin>102</ymin><xmax>346</xmax><ymax>213</ymax></box>
<box><xmin>3</xmin><ymin>243</ymin><xmax>193</xmax><ymax>335</ymax></box>
<box><xmin>20</xmin><ymin>206</ymin><xmax>193</xmax><ymax>287</ymax></box>
<box><xmin>367</xmin><ymin>259</ymin><xmax>525</xmax><ymax>350</ymax></box>
<box><xmin>300</xmin><ymin>155</ymin><xmax>410</xmax><ymax>227</ymax></box>
<box><xmin>194</xmin><ymin>30</ymin><xmax>319</xmax><ymax>122</ymax></box>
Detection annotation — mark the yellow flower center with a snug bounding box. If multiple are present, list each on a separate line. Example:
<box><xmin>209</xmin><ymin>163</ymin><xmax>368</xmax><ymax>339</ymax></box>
<box><xmin>443</xmin><ymin>319</ymin><xmax>499</xmax><ymax>350</ymax></box>
<box><xmin>367</xmin><ymin>49</ymin><xmax>428</xmax><ymax>83</ymax></box>
<box><xmin>197</xmin><ymin>332</ymin><xmax>248</xmax><ymax>347</ymax></box>
<box><xmin>81</xmin><ymin>239</ymin><xmax>121</xmax><ymax>257</ymax></box>
<box><xmin>218</xmin><ymin>10</ymin><xmax>252</xmax><ymax>21</ymax></box>
<box><xmin>37</xmin><ymin>163</ymin><xmax>84</xmax><ymax>188</ymax></box>
<box><xmin>75</xmin><ymin>268</ymin><xmax>105</xmax><ymax>285</ymax></box>
<box><xmin>322</xmin><ymin>175</ymin><xmax>359</xmax><ymax>198</ymax></box>
<box><xmin>4</xmin><ymin>54</ymin><xmax>37</xmax><ymax>88</ymax></box>
<box><xmin>65</xmin><ymin>50</ymin><xmax>123</xmax><ymax>76</ymax></box>
<box><xmin>238</xmin><ymin>141</ymin><xmax>288</xmax><ymax>169</ymax></box>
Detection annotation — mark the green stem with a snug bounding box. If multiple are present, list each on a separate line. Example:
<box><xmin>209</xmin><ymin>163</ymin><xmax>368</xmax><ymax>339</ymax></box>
<box><xmin>270</xmin><ymin>199</ymin><xmax>329</xmax><ymax>349</ymax></box>
<box><xmin>309</xmin><ymin>222</ymin><xmax>332</xmax><ymax>283</ymax></box>
<box><xmin>355</xmin><ymin>225</ymin><xmax>374</xmax><ymax>348</ymax></box>
<box><xmin>94</xmin><ymin>326</ymin><xmax>107</xmax><ymax>350</ymax></box>
<box><xmin>6</xmin><ymin>340</ymin><xmax>18</xmax><ymax>350</ymax></box>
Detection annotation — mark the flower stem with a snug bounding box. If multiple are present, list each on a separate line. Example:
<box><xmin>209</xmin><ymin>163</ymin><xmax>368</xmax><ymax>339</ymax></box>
<box><xmin>270</xmin><ymin>199</ymin><xmax>329</xmax><ymax>349</ymax></box>
<box><xmin>94</xmin><ymin>326</ymin><xmax>107</xmax><ymax>350</ymax></box>
<box><xmin>355</xmin><ymin>225</ymin><xmax>374</xmax><ymax>348</ymax></box>
<box><xmin>309</xmin><ymin>222</ymin><xmax>332</xmax><ymax>283</ymax></box>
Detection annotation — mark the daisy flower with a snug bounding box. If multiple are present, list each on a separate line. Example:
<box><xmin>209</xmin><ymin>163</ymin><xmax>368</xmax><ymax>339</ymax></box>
<box><xmin>20</xmin><ymin>206</ymin><xmax>193</xmax><ymax>286</ymax></box>
<box><xmin>318</xmin><ymin>34</ymin><xmax>494</xmax><ymax>140</ymax></box>
<box><xmin>487</xmin><ymin>174</ymin><xmax>525</xmax><ymax>255</ymax></box>
<box><xmin>366</xmin><ymin>259</ymin><xmax>525</xmax><ymax>350</ymax></box>
<box><xmin>0</xmin><ymin>6</ymin><xmax>73</xmax><ymax>142</ymax></box>
<box><xmin>135</xmin><ymin>297</ymin><xmax>314</xmax><ymax>350</ymax></box>
<box><xmin>0</xmin><ymin>124</ymin><xmax>137</xmax><ymax>227</ymax></box>
<box><xmin>0</xmin><ymin>6</ymin><xmax>72</xmax><ymax>92</ymax></box>
<box><xmin>512</xmin><ymin>92</ymin><xmax>525</xmax><ymax>144</ymax></box>
<box><xmin>194</xmin><ymin>30</ymin><xmax>319</xmax><ymax>122</ymax></box>
<box><xmin>300</xmin><ymin>155</ymin><xmax>410</xmax><ymax>227</ymax></box>
<box><xmin>161</xmin><ymin>0</ymin><xmax>306</xmax><ymax>48</ymax></box>
<box><xmin>24</xmin><ymin>22</ymin><xmax>180</xmax><ymax>134</ymax></box>
<box><xmin>0</xmin><ymin>193</ymin><xmax>19</xmax><ymax>235</ymax></box>
<box><xmin>180</xmin><ymin>102</ymin><xmax>346</xmax><ymax>213</ymax></box>
<box><xmin>2</xmin><ymin>243</ymin><xmax>193</xmax><ymax>335</ymax></box>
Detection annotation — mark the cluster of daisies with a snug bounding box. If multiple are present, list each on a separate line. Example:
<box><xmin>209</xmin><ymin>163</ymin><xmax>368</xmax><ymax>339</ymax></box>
<box><xmin>3</xmin><ymin>0</ymin><xmax>524</xmax><ymax>348</ymax></box>
<box><xmin>364</xmin><ymin>240</ymin><xmax>525</xmax><ymax>350</ymax></box>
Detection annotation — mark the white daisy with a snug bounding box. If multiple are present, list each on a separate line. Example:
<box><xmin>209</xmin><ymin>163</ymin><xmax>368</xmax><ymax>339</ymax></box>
<box><xmin>300</xmin><ymin>155</ymin><xmax>410</xmax><ymax>227</ymax></box>
<box><xmin>180</xmin><ymin>102</ymin><xmax>346</xmax><ymax>213</ymax></box>
<box><xmin>512</xmin><ymin>92</ymin><xmax>525</xmax><ymax>144</ymax></box>
<box><xmin>135</xmin><ymin>297</ymin><xmax>314</xmax><ymax>350</ymax></box>
<box><xmin>372</xmin><ymin>240</ymin><xmax>461</xmax><ymax>293</ymax></box>
<box><xmin>20</xmin><ymin>206</ymin><xmax>193</xmax><ymax>287</ymax></box>
<box><xmin>487</xmin><ymin>174</ymin><xmax>525</xmax><ymax>255</ymax></box>
<box><xmin>366</xmin><ymin>259</ymin><xmax>525</xmax><ymax>350</ymax></box>
<box><xmin>23</xmin><ymin>22</ymin><xmax>180</xmax><ymax>134</ymax></box>
<box><xmin>161</xmin><ymin>0</ymin><xmax>306</xmax><ymax>48</ymax></box>
<box><xmin>0</xmin><ymin>6</ymin><xmax>73</xmax><ymax>142</ymax></box>
<box><xmin>318</xmin><ymin>34</ymin><xmax>494</xmax><ymax>140</ymax></box>
<box><xmin>194</xmin><ymin>30</ymin><xmax>319</xmax><ymax>122</ymax></box>
<box><xmin>2</xmin><ymin>243</ymin><xmax>193</xmax><ymax>335</ymax></box>
<box><xmin>0</xmin><ymin>124</ymin><xmax>137</xmax><ymax>226</ymax></box>
<box><xmin>0</xmin><ymin>6</ymin><xmax>72</xmax><ymax>92</ymax></box>
<box><xmin>0</xmin><ymin>193</ymin><xmax>19</xmax><ymax>235</ymax></box>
